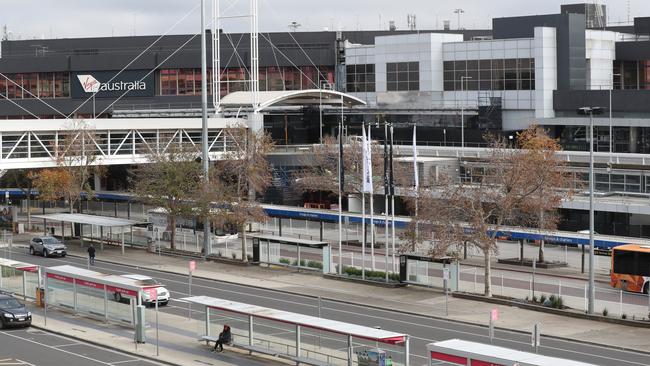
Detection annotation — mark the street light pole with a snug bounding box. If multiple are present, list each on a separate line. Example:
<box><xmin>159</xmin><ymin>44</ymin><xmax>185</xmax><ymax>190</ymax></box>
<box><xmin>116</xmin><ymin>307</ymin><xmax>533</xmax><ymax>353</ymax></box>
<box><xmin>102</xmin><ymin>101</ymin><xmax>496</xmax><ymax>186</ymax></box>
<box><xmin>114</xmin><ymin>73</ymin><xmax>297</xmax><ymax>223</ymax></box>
<box><xmin>579</xmin><ymin>106</ymin><xmax>603</xmax><ymax>315</ymax></box>
<box><xmin>460</xmin><ymin>76</ymin><xmax>472</xmax><ymax>149</ymax></box>
<box><xmin>200</xmin><ymin>0</ymin><xmax>211</xmax><ymax>257</ymax></box>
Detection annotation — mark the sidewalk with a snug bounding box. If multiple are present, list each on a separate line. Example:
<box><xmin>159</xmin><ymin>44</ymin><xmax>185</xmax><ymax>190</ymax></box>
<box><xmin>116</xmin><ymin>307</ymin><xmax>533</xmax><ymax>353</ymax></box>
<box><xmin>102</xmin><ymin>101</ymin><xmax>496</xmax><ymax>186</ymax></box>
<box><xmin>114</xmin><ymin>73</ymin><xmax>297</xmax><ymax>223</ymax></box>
<box><xmin>49</xmin><ymin>240</ymin><xmax>650</xmax><ymax>353</ymax></box>
<box><xmin>29</xmin><ymin>298</ymin><xmax>288</xmax><ymax>366</ymax></box>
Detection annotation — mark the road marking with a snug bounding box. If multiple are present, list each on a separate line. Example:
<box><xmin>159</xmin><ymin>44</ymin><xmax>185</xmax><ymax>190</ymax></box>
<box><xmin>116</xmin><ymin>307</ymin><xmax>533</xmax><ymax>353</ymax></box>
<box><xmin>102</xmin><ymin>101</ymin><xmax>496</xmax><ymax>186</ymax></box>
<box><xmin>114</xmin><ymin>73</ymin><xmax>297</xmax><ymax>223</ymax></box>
<box><xmin>0</xmin><ymin>331</ymin><xmax>140</xmax><ymax>366</ymax></box>
<box><xmin>54</xmin><ymin>343</ymin><xmax>82</xmax><ymax>347</ymax></box>
<box><xmin>110</xmin><ymin>360</ymin><xmax>141</xmax><ymax>365</ymax></box>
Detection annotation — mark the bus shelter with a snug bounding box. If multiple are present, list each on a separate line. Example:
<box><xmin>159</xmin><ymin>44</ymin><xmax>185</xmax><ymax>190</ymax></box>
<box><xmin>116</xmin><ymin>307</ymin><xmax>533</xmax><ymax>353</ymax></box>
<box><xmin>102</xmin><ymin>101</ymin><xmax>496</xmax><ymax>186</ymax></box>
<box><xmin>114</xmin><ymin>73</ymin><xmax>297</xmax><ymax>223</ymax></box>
<box><xmin>0</xmin><ymin>258</ymin><xmax>40</xmax><ymax>301</ymax></box>
<box><xmin>183</xmin><ymin>295</ymin><xmax>410</xmax><ymax>366</ymax></box>
<box><xmin>43</xmin><ymin>265</ymin><xmax>161</xmax><ymax>327</ymax></box>
<box><xmin>33</xmin><ymin>213</ymin><xmax>141</xmax><ymax>254</ymax></box>
<box><xmin>399</xmin><ymin>254</ymin><xmax>460</xmax><ymax>290</ymax></box>
<box><xmin>427</xmin><ymin>339</ymin><xmax>597</xmax><ymax>366</ymax></box>
<box><xmin>250</xmin><ymin>234</ymin><xmax>331</xmax><ymax>273</ymax></box>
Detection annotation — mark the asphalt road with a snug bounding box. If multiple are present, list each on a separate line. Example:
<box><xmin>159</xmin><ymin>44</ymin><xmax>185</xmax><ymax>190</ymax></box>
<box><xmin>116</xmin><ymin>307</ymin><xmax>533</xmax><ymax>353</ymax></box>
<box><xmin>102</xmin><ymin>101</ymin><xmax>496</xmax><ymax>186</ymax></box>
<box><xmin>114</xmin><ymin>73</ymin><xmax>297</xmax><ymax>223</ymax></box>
<box><xmin>5</xmin><ymin>249</ymin><xmax>650</xmax><ymax>366</ymax></box>
<box><xmin>0</xmin><ymin>328</ymin><xmax>163</xmax><ymax>366</ymax></box>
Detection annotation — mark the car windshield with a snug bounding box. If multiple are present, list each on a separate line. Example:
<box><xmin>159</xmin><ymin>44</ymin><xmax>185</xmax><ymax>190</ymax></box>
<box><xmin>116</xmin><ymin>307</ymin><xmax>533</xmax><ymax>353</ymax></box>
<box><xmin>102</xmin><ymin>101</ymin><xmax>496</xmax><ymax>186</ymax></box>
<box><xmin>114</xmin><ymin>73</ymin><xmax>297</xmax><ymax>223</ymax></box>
<box><xmin>139</xmin><ymin>279</ymin><xmax>158</xmax><ymax>286</ymax></box>
<box><xmin>0</xmin><ymin>298</ymin><xmax>23</xmax><ymax>309</ymax></box>
<box><xmin>41</xmin><ymin>237</ymin><xmax>60</xmax><ymax>245</ymax></box>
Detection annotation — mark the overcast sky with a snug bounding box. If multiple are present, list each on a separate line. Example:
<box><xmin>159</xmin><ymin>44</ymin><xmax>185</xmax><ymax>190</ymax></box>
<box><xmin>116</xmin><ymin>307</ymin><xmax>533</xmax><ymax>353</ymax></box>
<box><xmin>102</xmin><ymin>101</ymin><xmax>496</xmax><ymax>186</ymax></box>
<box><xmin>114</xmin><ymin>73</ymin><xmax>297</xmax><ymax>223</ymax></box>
<box><xmin>1</xmin><ymin>0</ymin><xmax>647</xmax><ymax>40</ymax></box>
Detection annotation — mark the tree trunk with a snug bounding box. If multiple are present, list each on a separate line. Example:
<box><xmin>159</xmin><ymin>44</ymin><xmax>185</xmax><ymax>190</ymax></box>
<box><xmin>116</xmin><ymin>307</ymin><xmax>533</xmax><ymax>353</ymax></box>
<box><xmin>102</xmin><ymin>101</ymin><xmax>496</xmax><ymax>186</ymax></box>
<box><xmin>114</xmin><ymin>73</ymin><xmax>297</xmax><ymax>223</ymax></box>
<box><xmin>484</xmin><ymin>249</ymin><xmax>492</xmax><ymax>297</ymax></box>
<box><xmin>170</xmin><ymin>215</ymin><xmax>176</xmax><ymax>250</ymax></box>
<box><xmin>241</xmin><ymin>224</ymin><xmax>248</xmax><ymax>262</ymax></box>
<box><xmin>538</xmin><ymin>239</ymin><xmax>545</xmax><ymax>264</ymax></box>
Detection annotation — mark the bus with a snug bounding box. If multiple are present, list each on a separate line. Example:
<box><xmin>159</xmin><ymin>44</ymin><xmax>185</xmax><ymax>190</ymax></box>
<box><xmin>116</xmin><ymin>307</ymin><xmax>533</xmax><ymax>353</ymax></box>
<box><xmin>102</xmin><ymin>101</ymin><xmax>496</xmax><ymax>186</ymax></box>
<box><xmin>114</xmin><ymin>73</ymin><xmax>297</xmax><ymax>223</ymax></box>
<box><xmin>610</xmin><ymin>244</ymin><xmax>650</xmax><ymax>293</ymax></box>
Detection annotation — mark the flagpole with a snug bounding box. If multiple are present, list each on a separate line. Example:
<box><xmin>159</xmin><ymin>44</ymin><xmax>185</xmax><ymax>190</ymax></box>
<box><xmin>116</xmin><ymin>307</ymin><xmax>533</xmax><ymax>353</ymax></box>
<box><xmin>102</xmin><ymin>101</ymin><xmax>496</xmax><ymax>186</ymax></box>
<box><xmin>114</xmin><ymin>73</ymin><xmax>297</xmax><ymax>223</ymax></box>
<box><xmin>338</xmin><ymin>95</ymin><xmax>343</xmax><ymax>275</ymax></box>
<box><xmin>361</xmin><ymin>122</ymin><xmax>367</xmax><ymax>280</ymax></box>
<box><xmin>384</xmin><ymin>121</ymin><xmax>389</xmax><ymax>282</ymax></box>
<box><xmin>369</xmin><ymin>124</ymin><xmax>376</xmax><ymax>271</ymax></box>
<box><xmin>390</xmin><ymin>124</ymin><xmax>396</xmax><ymax>272</ymax></box>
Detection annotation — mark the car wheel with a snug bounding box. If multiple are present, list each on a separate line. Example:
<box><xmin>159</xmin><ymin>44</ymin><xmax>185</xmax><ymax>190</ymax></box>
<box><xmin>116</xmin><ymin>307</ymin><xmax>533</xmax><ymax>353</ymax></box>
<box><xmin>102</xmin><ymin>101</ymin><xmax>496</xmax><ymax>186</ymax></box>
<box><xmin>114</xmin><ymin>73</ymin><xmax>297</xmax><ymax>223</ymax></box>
<box><xmin>0</xmin><ymin>319</ymin><xmax>5</xmax><ymax>329</ymax></box>
<box><xmin>61</xmin><ymin>254</ymin><xmax>66</xmax><ymax>258</ymax></box>
<box><xmin>42</xmin><ymin>249</ymin><xmax>48</xmax><ymax>258</ymax></box>
<box><xmin>29</xmin><ymin>246</ymin><xmax>34</xmax><ymax>255</ymax></box>
<box><xmin>114</xmin><ymin>292</ymin><xmax>122</xmax><ymax>303</ymax></box>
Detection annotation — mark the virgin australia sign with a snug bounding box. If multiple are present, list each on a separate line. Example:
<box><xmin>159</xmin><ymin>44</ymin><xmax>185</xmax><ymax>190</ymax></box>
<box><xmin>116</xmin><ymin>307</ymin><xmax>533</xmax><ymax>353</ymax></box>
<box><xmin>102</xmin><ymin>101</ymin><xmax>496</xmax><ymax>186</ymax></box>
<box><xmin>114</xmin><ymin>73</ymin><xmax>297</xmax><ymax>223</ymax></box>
<box><xmin>71</xmin><ymin>70</ymin><xmax>154</xmax><ymax>99</ymax></box>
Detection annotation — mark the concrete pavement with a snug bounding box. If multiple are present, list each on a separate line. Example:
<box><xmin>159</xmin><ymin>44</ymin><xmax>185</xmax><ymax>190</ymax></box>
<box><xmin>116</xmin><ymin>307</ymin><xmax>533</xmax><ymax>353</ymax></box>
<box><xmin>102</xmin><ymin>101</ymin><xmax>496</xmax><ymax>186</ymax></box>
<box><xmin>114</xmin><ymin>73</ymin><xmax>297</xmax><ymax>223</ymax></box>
<box><xmin>44</xmin><ymin>240</ymin><xmax>650</xmax><ymax>354</ymax></box>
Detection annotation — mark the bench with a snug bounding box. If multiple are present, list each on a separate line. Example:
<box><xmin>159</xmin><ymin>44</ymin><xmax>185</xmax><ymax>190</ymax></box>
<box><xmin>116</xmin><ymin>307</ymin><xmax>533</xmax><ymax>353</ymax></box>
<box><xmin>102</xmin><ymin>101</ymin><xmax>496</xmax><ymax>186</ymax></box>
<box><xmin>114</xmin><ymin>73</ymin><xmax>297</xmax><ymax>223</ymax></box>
<box><xmin>199</xmin><ymin>336</ymin><xmax>279</xmax><ymax>357</ymax></box>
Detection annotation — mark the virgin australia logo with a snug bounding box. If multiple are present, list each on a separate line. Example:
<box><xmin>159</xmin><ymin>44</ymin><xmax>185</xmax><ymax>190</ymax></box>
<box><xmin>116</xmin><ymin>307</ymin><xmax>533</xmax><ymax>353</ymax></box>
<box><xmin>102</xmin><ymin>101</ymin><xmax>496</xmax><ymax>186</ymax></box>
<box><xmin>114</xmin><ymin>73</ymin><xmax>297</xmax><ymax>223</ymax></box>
<box><xmin>77</xmin><ymin>74</ymin><xmax>146</xmax><ymax>93</ymax></box>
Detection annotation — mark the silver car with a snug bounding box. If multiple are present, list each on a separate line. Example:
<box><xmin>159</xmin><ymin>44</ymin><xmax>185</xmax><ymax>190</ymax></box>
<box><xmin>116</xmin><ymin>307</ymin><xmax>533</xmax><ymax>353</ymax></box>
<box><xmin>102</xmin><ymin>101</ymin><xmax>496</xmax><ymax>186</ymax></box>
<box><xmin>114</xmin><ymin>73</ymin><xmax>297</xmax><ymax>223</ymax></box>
<box><xmin>29</xmin><ymin>236</ymin><xmax>67</xmax><ymax>258</ymax></box>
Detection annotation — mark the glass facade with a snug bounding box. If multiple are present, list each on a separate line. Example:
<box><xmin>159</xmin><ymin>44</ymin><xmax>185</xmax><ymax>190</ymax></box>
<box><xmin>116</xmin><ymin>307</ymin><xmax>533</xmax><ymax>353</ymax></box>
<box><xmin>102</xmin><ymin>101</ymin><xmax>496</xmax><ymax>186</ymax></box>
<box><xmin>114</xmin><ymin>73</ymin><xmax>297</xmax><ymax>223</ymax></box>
<box><xmin>159</xmin><ymin>66</ymin><xmax>335</xmax><ymax>97</ymax></box>
<box><xmin>614</xmin><ymin>60</ymin><xmax>650</xmax><ymax>90</ymax></box>
<box><xmin>0</xmin><ymin>73</ymin><xmax>70</xmax><ymax>99</ymax></box>
<box><xmin>387</xmin><ymin>62</ymin><xmax>419</xmax><ymax>91</ymax></box>
<box><xmin>443</xmin><ymin>58</ymin><xmax>535</xmax><ymax>91</ymax></box>
<box><xmin>346</xmin><ymin>64</ymin><xmax>375</xmax><ymax>92</ymax></box>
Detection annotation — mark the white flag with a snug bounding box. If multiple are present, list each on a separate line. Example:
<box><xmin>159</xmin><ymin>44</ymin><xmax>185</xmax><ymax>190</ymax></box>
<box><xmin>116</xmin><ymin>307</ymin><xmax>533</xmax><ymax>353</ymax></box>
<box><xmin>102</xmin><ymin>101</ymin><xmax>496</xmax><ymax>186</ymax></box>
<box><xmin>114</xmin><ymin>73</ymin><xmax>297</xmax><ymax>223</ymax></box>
<box><xmin>413</xmin><ymin>125</ymin><xmax>419</xmax><ymax>190</ymax></box>
<box><xmin>362</xmin><ymin>125</ymin><xmax>374</xmax><ymax>193</ymax></box>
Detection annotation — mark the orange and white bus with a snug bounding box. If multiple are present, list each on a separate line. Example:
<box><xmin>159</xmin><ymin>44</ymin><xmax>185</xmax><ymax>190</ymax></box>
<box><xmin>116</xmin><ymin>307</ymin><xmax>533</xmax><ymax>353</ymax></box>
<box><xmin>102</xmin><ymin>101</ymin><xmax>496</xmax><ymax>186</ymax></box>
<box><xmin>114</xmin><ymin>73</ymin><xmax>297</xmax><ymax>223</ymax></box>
<box><xmin>610</xmin><ymin>244</ymin><xmax>650</xmax><ymax>293</ymax></box>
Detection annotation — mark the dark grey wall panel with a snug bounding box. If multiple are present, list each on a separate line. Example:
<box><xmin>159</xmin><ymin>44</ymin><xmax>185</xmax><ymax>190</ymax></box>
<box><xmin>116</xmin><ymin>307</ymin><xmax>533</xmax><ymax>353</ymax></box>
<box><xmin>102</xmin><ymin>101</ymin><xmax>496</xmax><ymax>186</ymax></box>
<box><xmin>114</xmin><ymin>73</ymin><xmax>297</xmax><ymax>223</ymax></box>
<box><xmin>616</xmin><ymin>41</ymin><xmax>650</xmax><ymax>60</ymax></box>
<box><xmin>554</xmin><ymin>90</ymin><xmax>650</xmax><ymax>113</ymax></box>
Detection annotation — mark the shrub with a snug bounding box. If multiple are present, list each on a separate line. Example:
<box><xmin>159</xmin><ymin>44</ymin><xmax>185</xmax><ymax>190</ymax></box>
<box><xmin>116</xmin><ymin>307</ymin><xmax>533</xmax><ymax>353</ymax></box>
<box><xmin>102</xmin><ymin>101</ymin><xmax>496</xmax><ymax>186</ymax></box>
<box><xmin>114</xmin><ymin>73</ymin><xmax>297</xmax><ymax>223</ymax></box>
<box><xmin>307</xmin><ymin>261</ymin><xmax>323</xmax><ymax>269</ymax></box>
<box><xmin>217</xmin><ymin>251</ymin><xmax>222</xmax><ymax>258</ymax></box>
<box><xmin>279</xmin><ymin>258</ymin><xmax>291</xmax><ymax>265</ymax></box>
<box><xmin>532</xmin><ymin>295</ymin><xmax>538</xmax><ymax>303</ymax></box>
<box><xmin>602</xmin><ymin>308</ymin><xmax>608</xmax><ymax>317</ymax></box>
<box><xmin>247</xmin><ymin>254</ymin><xmax>253</xmax><ymax>262</ymax></box>
<box><xmin>622</xmin><ymin>313</ymin><xmax>627</xmax><ymax>320</ymax></box>
<box><xmin>548</xmin><ymin>294</ymin><xmax>556</xmax><ymax>303</ymax></box>
<box><xmin>292</xmin><ymin>259</ymin><xmax>306</xmax><ymax>267</ymax></box>
<box><xmin>555</xmin><ymin>296</ymin><xmax>563</xmax><ymax>309</ymax></box>
<box><xmin>539</xmin><ymin>294</ymin><xmax>547</xmax><ymax>304</ymax></box>
<box><xmin>231</xmin><ymin>252</ymin><xmax>237</xmax><ymax>259</ymax></box>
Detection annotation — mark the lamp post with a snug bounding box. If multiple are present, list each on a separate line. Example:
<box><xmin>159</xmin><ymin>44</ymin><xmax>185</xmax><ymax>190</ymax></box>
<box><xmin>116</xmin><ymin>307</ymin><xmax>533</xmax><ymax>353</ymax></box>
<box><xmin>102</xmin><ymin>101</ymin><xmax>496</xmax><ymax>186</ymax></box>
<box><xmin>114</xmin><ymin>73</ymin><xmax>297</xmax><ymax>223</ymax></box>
<box><xmin>460</xmin><ymin>76</ymin><xmax>472</xmax><ymax>148</ymax></box>
<box><xmin>609</xmin><ymin>73</ymin><xmax>621</xmax><ymax>163</ymax></box>
<box><xmin>453</xmin><ymin>8</ymin><xmax>465</xmax><ymax>30</ymax></box>
<box><xmin>578</xmin><ymin>106</ymin><xmax>603</xmax><ymax>315</ymax></box>
<box><xmin>200</xmin><ymin>0</ymin><xmax>211</xmax><ymax>257</ymax></box>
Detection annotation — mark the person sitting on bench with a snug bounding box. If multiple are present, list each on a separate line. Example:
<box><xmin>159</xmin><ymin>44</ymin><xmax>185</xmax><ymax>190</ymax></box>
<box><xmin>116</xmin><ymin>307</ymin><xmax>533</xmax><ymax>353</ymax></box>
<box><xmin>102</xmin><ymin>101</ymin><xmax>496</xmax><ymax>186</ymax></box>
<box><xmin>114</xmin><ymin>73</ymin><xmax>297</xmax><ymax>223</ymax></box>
<box><xmin>212</xmin><ymin>325</ymin><xmax>231</xmax><ymax>352</ymax></box>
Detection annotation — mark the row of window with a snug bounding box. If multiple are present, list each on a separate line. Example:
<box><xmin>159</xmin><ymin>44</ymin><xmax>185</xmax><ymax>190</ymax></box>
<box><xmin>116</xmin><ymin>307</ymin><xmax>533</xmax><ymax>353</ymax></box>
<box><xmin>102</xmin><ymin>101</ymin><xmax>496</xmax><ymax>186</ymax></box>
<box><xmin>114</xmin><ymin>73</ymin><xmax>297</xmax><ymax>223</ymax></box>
<box><xmin>614</xmin><ymin>60</ymin><xmax>650</xmax><ymax>90</ymax></box>
<box><xmin>346</xmin><ymin>64</ymin><xmax>375</xmax><ymax>93</ymax></box>
<box><xmin>443</xmin><ymin>58</ymin><xmax>535</xmax><ymax>91</ymax></box>
<box><xmin>0</xmin><ymin>73</ymin><xmax>70</xmax><ymax>99</ymax></box>
<box><xmin>160</xmin><ymin>66</ymin><xmax>335</xmax><ymax>97</ymax></box>
<box><xmin>346</xmin><ymin>62</ymin><xmax>420</xmax><ymax>93</ymax></box>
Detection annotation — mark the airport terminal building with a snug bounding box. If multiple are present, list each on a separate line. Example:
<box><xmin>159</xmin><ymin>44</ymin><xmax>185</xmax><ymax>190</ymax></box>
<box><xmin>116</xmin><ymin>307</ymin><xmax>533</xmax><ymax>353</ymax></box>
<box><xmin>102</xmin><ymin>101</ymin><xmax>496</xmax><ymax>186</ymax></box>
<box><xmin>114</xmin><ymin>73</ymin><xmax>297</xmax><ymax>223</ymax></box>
<box><xmin>3</xmin><ymin>3</ymin><xmax>650</xmax><ymax>237</ymax></box>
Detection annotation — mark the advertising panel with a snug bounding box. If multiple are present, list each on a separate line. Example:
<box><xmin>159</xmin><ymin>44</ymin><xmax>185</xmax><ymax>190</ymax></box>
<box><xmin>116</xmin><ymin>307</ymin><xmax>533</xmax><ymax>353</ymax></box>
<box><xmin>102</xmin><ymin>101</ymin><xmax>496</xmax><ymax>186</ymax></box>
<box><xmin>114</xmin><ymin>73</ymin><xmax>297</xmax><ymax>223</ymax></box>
<box><xmin>71</xmin><ymin>70</ymin><xmax>155</xmax><ymax>99</ymax></box>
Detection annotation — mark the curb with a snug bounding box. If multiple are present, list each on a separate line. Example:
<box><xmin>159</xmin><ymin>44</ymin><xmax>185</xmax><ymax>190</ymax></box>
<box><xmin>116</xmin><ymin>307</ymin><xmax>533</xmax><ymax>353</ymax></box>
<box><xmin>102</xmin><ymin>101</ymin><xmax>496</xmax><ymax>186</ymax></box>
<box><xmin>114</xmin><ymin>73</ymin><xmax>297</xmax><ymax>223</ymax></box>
<box><xmin>66</xmin><ymin>253</ymin><xmax>650</xmax><ymax>357</ymax></box>
<box><xmin>30</xmin><ymin>324</ymin><xmax>181</xmax><ymax>366</ymax></box>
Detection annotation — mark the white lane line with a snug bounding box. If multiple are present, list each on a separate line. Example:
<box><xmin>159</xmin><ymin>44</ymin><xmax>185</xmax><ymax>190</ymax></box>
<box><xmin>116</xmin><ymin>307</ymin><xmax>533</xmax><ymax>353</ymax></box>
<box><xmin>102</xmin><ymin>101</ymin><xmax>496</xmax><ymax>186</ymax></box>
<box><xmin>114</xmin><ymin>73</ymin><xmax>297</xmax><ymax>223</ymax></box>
<box><xmin>0</xmin><ymin>331</ymin><xmax>136</xmax><ymax>366</ymax></box>
<box><xmin>53</xmin><ymin>343</ymin><xmax>81</xmax><ymax>347</ymax></box>
<box><xmin>110</xmin><ymin>359</ymin><xmax>141</xmax><ymax>365</ymax></box>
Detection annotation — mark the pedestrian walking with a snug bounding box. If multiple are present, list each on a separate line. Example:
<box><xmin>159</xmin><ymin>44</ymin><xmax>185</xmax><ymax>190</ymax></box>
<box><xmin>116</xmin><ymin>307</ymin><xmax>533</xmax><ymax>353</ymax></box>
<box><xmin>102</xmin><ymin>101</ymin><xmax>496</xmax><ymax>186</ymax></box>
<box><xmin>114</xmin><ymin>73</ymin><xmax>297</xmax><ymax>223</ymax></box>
<box><xmin>87</xmin><ymin>244</ymin><xmax>96</xmax><ymax>265</ymax></box>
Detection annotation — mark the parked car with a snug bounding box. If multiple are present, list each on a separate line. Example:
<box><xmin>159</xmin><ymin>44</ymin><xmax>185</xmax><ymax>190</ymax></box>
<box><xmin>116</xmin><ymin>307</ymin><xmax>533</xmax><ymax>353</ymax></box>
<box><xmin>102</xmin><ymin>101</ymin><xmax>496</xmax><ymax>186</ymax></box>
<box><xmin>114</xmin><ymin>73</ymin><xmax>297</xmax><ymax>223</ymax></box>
<box><xmin>0</xmin><ymin>294</ymin><xmax>31</xmax><ymax>328</ymax></box>
<box><xmin>29</xmin><ymin>236</ymin><xmax>67</xmax><ymax>258</ymax></box>
<box><xmin>115</xmin><ymin>274</ymin><xmax>170</xmax><ymax>306</ymax></box>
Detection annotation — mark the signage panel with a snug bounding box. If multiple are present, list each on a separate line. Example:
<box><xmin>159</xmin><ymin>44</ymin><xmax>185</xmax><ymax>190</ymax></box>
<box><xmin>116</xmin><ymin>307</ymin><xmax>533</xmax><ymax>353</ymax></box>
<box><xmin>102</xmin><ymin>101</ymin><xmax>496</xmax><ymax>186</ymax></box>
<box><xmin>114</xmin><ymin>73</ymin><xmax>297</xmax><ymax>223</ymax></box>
<box><xmin>71</xmin><ymin>70</ymin><xmax>155</xmax><ymax>99</ymax></box>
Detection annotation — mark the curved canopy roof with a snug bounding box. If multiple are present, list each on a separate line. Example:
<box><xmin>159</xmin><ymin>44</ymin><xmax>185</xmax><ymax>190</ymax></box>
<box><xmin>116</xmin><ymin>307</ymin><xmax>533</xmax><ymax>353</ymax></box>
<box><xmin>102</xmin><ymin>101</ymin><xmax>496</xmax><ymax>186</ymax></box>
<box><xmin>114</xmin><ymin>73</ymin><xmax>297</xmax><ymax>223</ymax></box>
<box><xmin>219</xmin><ymin>89</ymin><xmax>366</xmax><ymax>112</ymax></box>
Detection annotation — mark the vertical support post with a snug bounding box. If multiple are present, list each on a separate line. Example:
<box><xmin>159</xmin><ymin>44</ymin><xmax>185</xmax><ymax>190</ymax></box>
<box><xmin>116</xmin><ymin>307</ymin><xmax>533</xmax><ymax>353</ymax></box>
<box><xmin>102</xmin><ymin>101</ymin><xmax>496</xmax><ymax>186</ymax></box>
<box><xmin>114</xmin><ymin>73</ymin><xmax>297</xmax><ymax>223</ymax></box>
<box><xmin>297</xmin><ymin>245</ymin><xmax>301</xmax><ymax>268</ymax></box>
<box><xmin>520</xmin><ymin>239</ymin><xmax>524</xmax><ymax>264</ymax></box>
<box><xmin>121</xmin><ymin>229</ymin><xmax>125</xmax><ymax>255</ymax></box>
<box><xmin>248</xmin><ymin>315</ymin><xmax>254</xmax><ymax>352</ymax></box>
<box><xmin>44</xmin><ymin>270</ymin><xmax>48</xmax><ymax>327</ymax></box>
<box><xmin>581</xmin><ymin>244</ymin><xmax>585</xmax><ymax>273</ymax></box>
<box><xmin>205</xmin><ymin>307</ymin><xmax>211</xmax><ymax>340</ymax></box>
<box><xmin>620</xmin><ymin>289</ymin><xmax>623</xmax><ymax>317</ymax></box>
<box><xmin>584</xmin><ymin>283</ymin><xmax>588</xmax><ymax>312</ymax></box>
<box><xmin>405</xmin><ymin>335</ymin><xmax>410</xmax><ymax>366</ymax></box>
<box><xmin>295</xmin><ymin>324</ymin><xmax>301</xmax><ymax>361</ymax></box>
<box><xmin>61</xmin><ymin>221</ymin><xmax>65</xmax><ymax>244</ymax></box>
<box><xmin>347</xmin><ymin>334</ymin><xmax>353</xmax><ymax>366</ymax></box>
<box><xmin>155</xmin><ymin>296</ymin><xmax>159</xmax><ymax>356</ymax></box>
<box><xmin>130</xmin><ymin>226</ymin><xmax>134</xmax><ymax>246</ymax></box>
<box><xmin>100</xmin><ymin>226</ymin><xmax>104</xmax><ymax>251</ymax></box>
<box><xmin>98</xmin><ymin>283</ymin><xmax>107</xmax><ymax>325</ymax></box>
<box><xmin>114</xmin><ymin>201</ymin><xmax>118</xmax><ymax>217</ymax></box>
<box><xmin>319</xmin><ymin>221</ymin><xmax>323</xmax><ymax>242</ymax></box>
<box><xmin>21</xmin><ymin>271</ymin><xmax>27</xmax><ymax>301</ymax></box>
<box><xmin>278</xmin><ymin>218</ymin><xmax>282</xmax><ymax>237</ymax></box>
<box><xmin>73</xmin><ymin>278</ymin><xmax>78</xmax><ymax>311</ymax></box>
<box><xmin>128</xmin><ymin>202</ymin><xmax>132</xmax><ymax>219</ymax></box>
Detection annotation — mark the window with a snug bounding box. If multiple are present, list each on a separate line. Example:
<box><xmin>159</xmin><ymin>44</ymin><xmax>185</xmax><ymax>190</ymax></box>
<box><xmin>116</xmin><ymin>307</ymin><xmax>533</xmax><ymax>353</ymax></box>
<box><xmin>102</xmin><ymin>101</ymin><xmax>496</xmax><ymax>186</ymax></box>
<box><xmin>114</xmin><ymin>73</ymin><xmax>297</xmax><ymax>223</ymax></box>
<box><xmin>443</xmin><ymin>58</ymin><xmax>534</xmax><ymax>91</ymax></box>
<box><xmin>614</xmin><ymin>250</ymin><xmax>650</xmax><ymax>276</ymax></box>
<box><xmin>386</xmin><ymin>62</ymin><xmax>419</xmax><ymax>91</ymax></box>
<box><xmin>346</xmin><ymin>64</ymin><xmax>375</xmax><ymax>93</ymax></box>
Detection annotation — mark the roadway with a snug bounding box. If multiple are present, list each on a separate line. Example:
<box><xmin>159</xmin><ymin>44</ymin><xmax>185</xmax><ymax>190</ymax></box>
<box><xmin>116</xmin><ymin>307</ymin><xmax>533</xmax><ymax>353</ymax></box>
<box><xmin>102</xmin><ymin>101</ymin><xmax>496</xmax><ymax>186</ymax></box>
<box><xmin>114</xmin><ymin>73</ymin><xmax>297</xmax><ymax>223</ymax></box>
<box><xmin>4</xmin><ymin>249</ymin><xmax>650</xmax><ymax>366</ymax></box>
<box><xmin>0</xmin><ymin>328</ymin><xmax>163</xmax><ymax>366</ymax></box>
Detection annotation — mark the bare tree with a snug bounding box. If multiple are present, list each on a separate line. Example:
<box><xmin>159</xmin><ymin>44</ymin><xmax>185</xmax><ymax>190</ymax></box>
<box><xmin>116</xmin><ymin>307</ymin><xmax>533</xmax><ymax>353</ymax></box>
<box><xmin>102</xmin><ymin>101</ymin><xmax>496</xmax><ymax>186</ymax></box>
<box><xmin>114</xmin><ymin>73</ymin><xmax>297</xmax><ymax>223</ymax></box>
<box><xmin>218</xmin><ymin>127</ymin><xmax>274</xmax><ymax>262</ymax></box>
<box><xmin>54</xmin><ymin>119</ymin><xmax>103</xmax><ymax>213</ymax></box>
<box><xmin>130</xmin><ymin>145</ymin><xmax>203</xmax><ymax>250</ymax></box>
<box><xmin>402</xmin><ymin>125</ymin><xmax>574</xmax><ymax>297</ymax></box>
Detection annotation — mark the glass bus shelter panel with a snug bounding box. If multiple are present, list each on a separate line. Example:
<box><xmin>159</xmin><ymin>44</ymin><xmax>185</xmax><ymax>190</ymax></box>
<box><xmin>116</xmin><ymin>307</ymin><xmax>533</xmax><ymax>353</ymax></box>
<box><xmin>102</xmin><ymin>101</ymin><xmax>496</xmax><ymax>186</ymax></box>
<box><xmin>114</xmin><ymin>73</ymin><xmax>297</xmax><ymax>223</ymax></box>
<box><xmin>76</xmin><ymin>280</ymin><xmax>107</xmax><ymax>318</ymax></box>
<box><xmin>406</xmin><ymin>259</ymin><xmax>444</xmax><ymax>288</ymax></box>
<box><xmin>208</xmin><ymin>307</ymin><xmax>250</xmax><ymax>344</ymax></box>
<box><xmin>24</xmin><ymin>270</ymin><xmax>39</xmax><ymax>300</ymax></box>
<box><xmin>46</xmin><ymin>274</ymin><xmax>75</xmax><ymax>310</ymax></box>
<box><xmin>0</xmin><ymin>267</ymin><xmax>23</xmax><ymax>297</ymax></box>
<box><xmin>351</xmin><ymin>335</ymin><xmax>407</xmax><ymax>366</ymax></box>
<box><xmin>107</xmin><ymin>287</ymin><xmax>136</xmax><ymax>325</ymax></box>
<box><xmin>259</xmin><ymin>240</ymin><xmax>280</xmax><ymax>264</ymax></box>
<box><xmin>298</xmin><ymin>326</ymin><xmax>359</xmax><ymax>365</ymax></box>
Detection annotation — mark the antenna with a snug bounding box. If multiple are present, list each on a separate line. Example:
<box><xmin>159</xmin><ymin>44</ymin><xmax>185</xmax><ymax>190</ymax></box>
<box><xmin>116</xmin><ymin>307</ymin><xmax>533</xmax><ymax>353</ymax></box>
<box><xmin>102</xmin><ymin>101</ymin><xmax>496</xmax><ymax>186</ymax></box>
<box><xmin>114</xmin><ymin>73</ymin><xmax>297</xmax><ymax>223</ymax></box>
<box><xmin>1</xmin><ymin>25</ymin><xmax>7</xmax><ymax>41</ymax></box>
<box><xmin>627</xmin><ymin>0</ymin><xmax>631</xmax><ymax>23</ymax></box>
<box><xmin>453</xmin><ymin>8</ymin><xmax>465</xmax><ymax>30</ymax></box>
<box><xmin>288</xmin><ymin>21</ymin><xmax>301</xmax><ymax>32</ymax></box>
<box><xmin>388</xmin><ymin>20</ymin><xmax>396</xmax><ymax>31</ymax></box>
<box><xmin>407</xmin><ymin>14</ymin><xmax>417</xmax><ymax>31</ymax></box>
